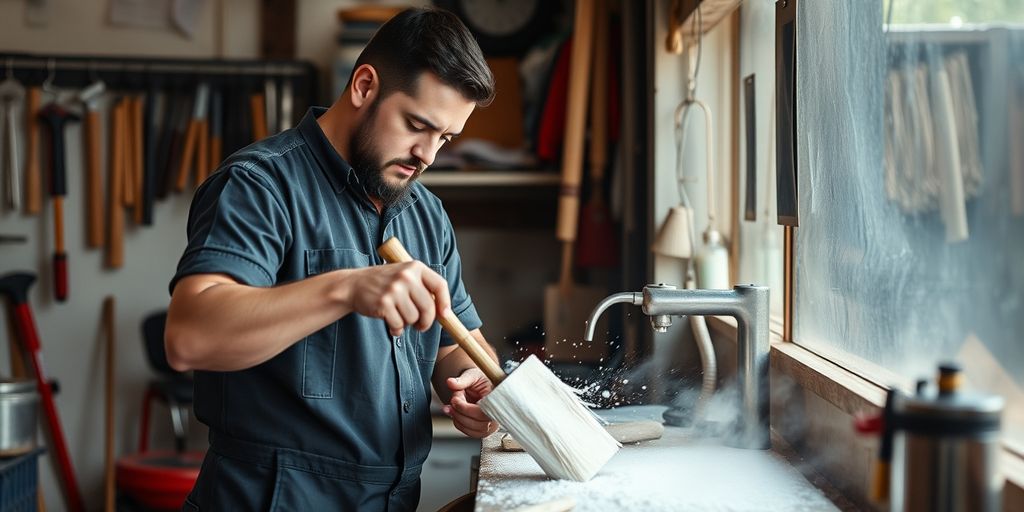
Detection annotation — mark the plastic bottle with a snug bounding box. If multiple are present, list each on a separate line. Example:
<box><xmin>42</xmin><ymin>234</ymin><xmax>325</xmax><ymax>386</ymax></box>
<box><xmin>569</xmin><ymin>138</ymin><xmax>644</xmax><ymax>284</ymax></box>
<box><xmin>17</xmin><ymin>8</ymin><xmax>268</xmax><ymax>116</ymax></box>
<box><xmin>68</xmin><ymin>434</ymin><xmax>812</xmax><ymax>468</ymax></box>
<box><xmin>696</xmin><ymin>228</ymin><xmax>730</xmax><ymax>289</ymax></box>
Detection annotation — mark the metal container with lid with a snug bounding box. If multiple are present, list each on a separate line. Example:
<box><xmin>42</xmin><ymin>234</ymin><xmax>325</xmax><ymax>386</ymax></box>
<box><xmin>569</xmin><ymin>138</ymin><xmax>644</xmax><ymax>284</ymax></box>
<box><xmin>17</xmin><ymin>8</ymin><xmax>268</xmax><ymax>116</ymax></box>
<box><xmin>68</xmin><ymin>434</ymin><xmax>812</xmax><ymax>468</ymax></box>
<box><xmin>891</xmin><ymin>364</ymin><xmax>1004</xmax><ymax>512</ymax></box>
<box><xmin>0</xmin><ymin>378</ymin><xmax>39</xmax><ymax>456</ymax></box>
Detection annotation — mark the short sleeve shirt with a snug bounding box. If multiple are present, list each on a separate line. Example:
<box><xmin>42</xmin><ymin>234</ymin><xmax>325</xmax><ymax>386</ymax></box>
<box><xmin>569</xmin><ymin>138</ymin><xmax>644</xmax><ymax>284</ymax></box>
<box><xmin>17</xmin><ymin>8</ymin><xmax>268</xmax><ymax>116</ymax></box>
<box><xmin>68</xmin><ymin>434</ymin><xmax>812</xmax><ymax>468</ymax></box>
<box><xmin>170</xmin><ymin>107</ymin><xmax>482</xmax><ymax>470</ymax></box>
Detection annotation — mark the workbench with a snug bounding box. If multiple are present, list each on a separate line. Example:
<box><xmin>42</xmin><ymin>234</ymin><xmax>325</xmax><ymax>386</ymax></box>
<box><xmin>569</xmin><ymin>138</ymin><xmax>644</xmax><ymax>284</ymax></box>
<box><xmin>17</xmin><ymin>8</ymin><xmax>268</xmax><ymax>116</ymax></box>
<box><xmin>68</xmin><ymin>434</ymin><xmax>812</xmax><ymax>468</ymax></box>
<box><xmin>473</xmin><ymin>405</ymin><xmax>842</xmax><ymax>511</ymax></box>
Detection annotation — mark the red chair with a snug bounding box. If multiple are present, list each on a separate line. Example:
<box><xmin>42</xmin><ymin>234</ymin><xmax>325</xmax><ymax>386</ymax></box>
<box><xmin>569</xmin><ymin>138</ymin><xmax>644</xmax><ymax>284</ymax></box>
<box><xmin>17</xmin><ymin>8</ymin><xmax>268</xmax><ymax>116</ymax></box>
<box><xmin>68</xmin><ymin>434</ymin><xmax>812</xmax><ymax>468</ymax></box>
<box><xmin>116</xmin><ymin>310</ymin><xmax>203</xmax><ymax>511</ymax></box>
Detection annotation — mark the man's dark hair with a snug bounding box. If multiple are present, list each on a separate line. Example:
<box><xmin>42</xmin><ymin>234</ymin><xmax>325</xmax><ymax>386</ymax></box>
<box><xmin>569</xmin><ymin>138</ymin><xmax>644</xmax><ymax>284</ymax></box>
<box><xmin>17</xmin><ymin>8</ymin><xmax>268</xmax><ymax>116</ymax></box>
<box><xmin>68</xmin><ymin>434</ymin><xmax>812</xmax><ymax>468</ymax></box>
<box><xmin>351</xmin><ymin>8</ymin><xmax>495</xmax><ymax>107</ymax></box>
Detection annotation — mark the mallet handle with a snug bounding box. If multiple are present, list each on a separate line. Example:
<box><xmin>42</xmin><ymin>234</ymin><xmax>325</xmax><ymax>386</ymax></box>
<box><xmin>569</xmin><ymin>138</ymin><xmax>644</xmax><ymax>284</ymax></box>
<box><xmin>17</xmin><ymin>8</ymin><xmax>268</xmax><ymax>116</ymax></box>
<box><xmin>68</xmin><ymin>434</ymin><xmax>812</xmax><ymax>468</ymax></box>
<box><xmin>378</xmin><ymin>237</ymin><xmax>506</xmax><ymax>385</ymax></box>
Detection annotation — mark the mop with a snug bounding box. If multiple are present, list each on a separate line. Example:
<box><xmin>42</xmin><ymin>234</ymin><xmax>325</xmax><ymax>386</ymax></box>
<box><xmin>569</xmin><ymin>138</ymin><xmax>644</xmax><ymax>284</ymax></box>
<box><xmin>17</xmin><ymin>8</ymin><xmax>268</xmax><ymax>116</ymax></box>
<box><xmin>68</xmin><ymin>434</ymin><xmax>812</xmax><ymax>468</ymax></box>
<box><xmin>378</xmin><ymin>237</ymin><xmax>620</xmax><ymax>481</ymax></box>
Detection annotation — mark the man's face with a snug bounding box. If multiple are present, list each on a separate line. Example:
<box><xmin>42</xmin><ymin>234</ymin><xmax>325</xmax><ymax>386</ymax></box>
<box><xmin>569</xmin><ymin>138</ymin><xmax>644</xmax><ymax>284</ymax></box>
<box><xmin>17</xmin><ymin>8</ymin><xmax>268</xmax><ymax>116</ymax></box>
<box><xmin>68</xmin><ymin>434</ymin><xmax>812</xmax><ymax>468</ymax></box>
<box><xmin>349</xmin><ymin>72</ymin><xmax>476</xmax><ymax>205</ymax></box>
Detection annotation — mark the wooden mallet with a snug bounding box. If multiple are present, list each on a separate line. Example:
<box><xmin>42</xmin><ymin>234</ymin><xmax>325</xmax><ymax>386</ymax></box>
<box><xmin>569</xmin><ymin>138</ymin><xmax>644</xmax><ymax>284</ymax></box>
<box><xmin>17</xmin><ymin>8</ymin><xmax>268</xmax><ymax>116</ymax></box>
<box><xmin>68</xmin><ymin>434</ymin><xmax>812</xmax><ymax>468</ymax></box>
<box><xmin>378</xmin><ymin>237</ymin><xmax>619</xmax><ymax>481</ymax></box>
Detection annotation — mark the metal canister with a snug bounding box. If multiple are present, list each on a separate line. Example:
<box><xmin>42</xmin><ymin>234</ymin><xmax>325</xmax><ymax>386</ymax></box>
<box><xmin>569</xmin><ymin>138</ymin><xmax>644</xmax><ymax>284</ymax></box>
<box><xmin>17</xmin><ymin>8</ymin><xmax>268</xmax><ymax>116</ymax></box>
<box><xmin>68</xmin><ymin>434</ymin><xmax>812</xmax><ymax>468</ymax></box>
<box><xmin>0</xmin><ymin>379</ymin><xmax>39</xmax><ymax>456</ymax></box>
<box><xmin>893</xmin><ymin>364</ymin><xmax>1004</xmax><ymax>512</ymax></box>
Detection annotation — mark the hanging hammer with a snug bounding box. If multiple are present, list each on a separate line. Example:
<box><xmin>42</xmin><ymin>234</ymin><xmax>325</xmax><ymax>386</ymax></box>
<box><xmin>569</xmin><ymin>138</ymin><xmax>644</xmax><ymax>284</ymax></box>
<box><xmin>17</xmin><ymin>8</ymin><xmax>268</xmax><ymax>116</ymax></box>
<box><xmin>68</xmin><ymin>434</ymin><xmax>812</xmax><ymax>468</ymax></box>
<box><xmin>37</xmin><ymin>104</ymin><xmax>80</xmax><ymax>302</ymax></box>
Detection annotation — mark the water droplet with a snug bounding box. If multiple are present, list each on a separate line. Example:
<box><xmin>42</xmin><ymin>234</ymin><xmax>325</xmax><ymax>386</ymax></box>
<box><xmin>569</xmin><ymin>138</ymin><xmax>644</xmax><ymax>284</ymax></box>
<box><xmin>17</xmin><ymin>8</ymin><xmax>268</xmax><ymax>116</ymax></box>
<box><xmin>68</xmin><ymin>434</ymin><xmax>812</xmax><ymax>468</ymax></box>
<box><xmin>642</xmin><ymin>385</ymin><xmax>648</xmax><ymax>390</ymax></box>
<box><xmin>622</xmin><ymin>379</ymin><xmax>629</xmax><ymax>384</ymax></box>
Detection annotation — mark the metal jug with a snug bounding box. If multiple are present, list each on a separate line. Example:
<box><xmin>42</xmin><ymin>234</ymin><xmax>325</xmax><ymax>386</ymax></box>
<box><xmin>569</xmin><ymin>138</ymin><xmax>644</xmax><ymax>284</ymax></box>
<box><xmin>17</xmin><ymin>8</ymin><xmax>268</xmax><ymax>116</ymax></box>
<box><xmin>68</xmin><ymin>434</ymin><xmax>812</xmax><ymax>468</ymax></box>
<box><xmin>889</xmin><ymin>364</ymin><xmax>1004</xmax><ymax>512</ymax></box>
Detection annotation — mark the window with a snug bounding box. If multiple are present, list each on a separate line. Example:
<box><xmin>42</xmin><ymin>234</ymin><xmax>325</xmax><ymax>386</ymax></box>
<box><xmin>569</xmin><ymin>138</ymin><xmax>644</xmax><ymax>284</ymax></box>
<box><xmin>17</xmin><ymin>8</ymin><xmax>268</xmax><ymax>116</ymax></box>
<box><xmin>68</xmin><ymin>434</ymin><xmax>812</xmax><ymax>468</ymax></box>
<box><xmin>792</xmin><ymin>0</ymin><xmax>1024</xmax><ymax>447</ymax></box>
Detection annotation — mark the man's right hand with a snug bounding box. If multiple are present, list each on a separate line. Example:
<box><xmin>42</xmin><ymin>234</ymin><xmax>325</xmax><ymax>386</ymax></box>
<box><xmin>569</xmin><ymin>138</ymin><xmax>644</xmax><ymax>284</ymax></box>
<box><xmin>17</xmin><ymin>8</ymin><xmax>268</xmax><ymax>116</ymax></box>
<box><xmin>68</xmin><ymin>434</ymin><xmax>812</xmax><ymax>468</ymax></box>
<box><xmin>345</xmin><ymin>261</ymin><xmax>451</xmax><ymax>336</ymax></box>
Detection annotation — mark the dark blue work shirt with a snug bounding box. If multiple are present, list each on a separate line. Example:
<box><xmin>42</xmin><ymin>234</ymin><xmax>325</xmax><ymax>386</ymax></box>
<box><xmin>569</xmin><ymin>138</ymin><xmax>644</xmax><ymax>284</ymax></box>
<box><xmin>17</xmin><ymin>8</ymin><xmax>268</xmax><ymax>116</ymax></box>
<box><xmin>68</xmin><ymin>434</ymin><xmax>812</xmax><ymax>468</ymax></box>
<box><xmin>171</xmin><ymin>107</ymin><xmax>481</xmax><ymax>510</ymax></box>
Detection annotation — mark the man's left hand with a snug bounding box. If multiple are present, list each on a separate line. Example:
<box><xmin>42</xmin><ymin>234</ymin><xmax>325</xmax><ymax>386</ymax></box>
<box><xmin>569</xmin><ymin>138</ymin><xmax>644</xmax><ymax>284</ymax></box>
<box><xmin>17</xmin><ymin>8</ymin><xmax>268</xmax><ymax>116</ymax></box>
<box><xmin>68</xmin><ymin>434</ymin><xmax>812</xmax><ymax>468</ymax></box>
<box><xmin>443</xmin><ymin>368</ymin><xmax>499</xmax><ymax>438</ymax></box>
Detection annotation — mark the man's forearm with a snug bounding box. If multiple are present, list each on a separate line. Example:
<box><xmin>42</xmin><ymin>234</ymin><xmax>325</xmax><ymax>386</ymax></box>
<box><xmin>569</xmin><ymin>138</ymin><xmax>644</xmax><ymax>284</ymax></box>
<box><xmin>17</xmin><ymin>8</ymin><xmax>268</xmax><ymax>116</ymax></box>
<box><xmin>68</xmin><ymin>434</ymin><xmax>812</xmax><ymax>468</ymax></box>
<box><xmin>165</xmin><ymin>270</ymin><xmax>356</xmax><ymax>372</ymax></box>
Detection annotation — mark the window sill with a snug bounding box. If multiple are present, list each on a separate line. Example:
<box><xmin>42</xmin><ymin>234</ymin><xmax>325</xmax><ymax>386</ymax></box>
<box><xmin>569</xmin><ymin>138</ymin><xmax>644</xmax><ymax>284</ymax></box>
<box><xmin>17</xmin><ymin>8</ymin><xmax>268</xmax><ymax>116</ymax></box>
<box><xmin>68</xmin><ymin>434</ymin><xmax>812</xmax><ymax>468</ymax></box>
<box><xmin>704</xmin><ymin>315</ymin><xmax>1024</xmax><ymax>510</ymax></box>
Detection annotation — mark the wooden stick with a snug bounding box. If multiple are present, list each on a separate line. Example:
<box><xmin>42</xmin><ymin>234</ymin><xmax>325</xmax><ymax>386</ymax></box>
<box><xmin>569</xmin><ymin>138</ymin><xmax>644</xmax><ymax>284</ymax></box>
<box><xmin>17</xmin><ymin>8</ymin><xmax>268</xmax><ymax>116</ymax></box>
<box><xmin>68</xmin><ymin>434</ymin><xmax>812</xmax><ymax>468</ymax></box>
<box><xmin>102</xmin><ymin>296</ymin><xmax>116</xmax><ymax>512</ymax></box>
<box><xmin>85</xmin><ymin>109</ymin><xmax>104</xmax><ymax>247</ymax></box>
<box><xmin>250</xmin><ymin>93</ymin><xmax>268</xmax><ymax>141</ymax></box>
<box><xmin>106</xmin><ymin>101</ymin><xmax>125</xmax><ymax>269</ymax></box>
<box><xmin>132</xmin><ymin>96</ymin><xmax>144</xmax><ymax>224</ymax></box>
<box><xmin>175</xmin><ymin>120</ymin><xmax>199</xmax><ymax>192</ymax></box>
<box><xmin>195</xmin><ymin>119</ymin><xmax>209</xmax><ymax>186</ymax></box>
<box><xmin>24</xmin><ymin>87</ymin><xmax>42</xmax><ymax>214</ymax></box>
<box><xmin>122</xmin><ymin>99</ymin><xmax>135</xmax><ymax>208</ymax></box>
<box><xmin>555</xmin><ymin>0</ymin><xmax>595</xmax><ymax>246</ymax></box>
<box><xmin>377</xmin><ymin>237</ymin><xmax>505</xmax><ymax>384</ymax></box>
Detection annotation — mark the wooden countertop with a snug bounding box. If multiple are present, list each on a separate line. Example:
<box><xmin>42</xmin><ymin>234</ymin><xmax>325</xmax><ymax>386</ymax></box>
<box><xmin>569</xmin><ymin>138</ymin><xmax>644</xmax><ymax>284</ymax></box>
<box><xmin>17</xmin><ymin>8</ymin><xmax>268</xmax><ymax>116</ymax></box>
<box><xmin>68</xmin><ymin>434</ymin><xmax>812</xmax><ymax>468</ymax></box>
<box><xmin>473</xmin><ymin>405</ymin><xmax>842</xmax><ymax>512</ymax></box>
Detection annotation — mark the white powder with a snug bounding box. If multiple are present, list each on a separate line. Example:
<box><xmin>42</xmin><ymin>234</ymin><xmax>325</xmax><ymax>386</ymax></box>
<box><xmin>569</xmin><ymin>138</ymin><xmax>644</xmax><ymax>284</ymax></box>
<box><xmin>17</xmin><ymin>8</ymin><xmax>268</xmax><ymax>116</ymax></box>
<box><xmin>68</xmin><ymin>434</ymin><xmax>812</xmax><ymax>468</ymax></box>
<box><xmin>475</xmin><ymin>406</ymin><xmax>839</xmax><ymax>512</ymax></box>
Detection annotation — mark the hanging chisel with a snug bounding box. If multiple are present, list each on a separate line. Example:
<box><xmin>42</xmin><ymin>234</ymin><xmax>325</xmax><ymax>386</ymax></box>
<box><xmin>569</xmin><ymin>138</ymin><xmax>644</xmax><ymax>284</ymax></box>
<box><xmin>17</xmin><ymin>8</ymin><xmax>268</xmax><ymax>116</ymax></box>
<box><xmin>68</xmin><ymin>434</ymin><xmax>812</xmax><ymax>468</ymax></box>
<box><xmin>78</xmin><ymin>80</ymin><xmax>105</xmax><ymax>247</ymax></box>
<box><xmin>208</xmin><ymin>87</ymin><xmax>222</xmax><ymax>173</ymax></box>
<box><xmin>24</xmin><ymin>86</ymin><xmax>42</xmax><ymax>214</ymax></box>
<box><xmin>175</xmin><ymin>83</ymin><xmax>208</xmax><ymax>191</ymax></box>
<box><xmin>1</xmin><ymin>81</ymin><xmax>24</xmax><ymax>212</ymax></box>
<box><xmin>142</xmin><ymin>88</ymin><xmax>163</xmax><ymax>225</ymax></box>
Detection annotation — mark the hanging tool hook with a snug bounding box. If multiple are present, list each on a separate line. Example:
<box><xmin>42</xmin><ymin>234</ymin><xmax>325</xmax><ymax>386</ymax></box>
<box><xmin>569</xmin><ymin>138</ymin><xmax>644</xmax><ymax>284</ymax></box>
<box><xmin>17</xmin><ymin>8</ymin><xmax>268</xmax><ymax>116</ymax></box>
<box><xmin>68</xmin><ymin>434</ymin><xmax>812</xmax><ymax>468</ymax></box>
<box><xmin>42</xmin><ymin>58</ymin><xmax>59</xmax><ymax>95</ymax></box>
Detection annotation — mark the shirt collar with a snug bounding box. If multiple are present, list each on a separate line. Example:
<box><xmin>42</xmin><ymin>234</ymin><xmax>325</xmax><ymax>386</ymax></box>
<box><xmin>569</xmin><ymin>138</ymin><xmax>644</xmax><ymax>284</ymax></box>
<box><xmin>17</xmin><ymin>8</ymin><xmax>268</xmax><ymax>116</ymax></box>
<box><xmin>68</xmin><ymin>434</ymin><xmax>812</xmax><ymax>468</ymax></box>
<box><xmin>298</xmin><ymin>106</ymin><xmax>420</xmax><ymax>213</ymax></box>
<box><xmin>297</xmin><ymin>107</ymin><xmax>353</xmax><ymax>195</ymax></box>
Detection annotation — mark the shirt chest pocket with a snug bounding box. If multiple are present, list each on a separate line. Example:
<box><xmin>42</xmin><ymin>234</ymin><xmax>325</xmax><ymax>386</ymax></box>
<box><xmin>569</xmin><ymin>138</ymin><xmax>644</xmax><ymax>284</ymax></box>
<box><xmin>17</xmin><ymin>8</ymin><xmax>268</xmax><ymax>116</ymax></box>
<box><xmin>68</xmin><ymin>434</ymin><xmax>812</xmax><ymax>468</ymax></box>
<box><xmin>302</xmin><ymin>248</ymin><xmax>370</xmax><ymax>399</ymax></box>
<box><xmin>409</xmin><ymin>263</ymin><xmax>446</xmax><ymax>365</ymax></box>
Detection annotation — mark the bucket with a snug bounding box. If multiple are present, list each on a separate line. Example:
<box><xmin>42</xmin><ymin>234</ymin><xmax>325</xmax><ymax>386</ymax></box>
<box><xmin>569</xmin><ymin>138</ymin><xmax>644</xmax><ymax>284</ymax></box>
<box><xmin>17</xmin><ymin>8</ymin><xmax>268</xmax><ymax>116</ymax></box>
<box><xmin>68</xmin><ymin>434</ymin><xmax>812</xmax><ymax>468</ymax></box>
<box><xmin>0</xmin><ymin>380</ymin><xmax>38</xmax><ymax>457</ymax></box>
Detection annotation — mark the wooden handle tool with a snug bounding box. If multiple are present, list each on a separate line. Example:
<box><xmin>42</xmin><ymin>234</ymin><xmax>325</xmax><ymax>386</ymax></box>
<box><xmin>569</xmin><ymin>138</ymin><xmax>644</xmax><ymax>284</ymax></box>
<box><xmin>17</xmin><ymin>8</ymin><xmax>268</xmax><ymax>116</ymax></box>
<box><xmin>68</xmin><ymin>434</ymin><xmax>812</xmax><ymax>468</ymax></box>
<box><xmin>38</xmin><ymin>104</ymin><xmax>80</xmax><ymax>301</ymax></box>
<box><xmin>131</xmin><ymin>95</ymin><xmax>144</xmax><ymax>224</ymax></box>
<box><xmin>176</xmin><ymin>84</ymin><xmax>209</xmax><ymax>191</ymax></box>
<box><xmin>24</xmin><ymin>87</ymin><xmax>42</xmax><ymax>214</ymax></box>
<box><xmin>555</xmin><ymin>0</ymin><xmax>595</xmax><ymax>291</ymax></box>
<box><xmin>106</xmin><ymin>99</ymin><xmax>125</xmax><ymax>269</ymax></box>
<box><xmin>102</xmin><ymin>296</ymin><xmax>116</xmax><ymax>512</ymax></box>
<box><xmin>250</xmin><ymin>92</ymin><xmax>268</xmax><ymax>141</ymax></box>
<box><xmin>377</xmin><ymin>237</ymin><xmax>505</xmax><ymax>384</ymax></box>
<box><xmin>78</xmin><ymin>80</ymin><xmax>106</xmax><ymax>247</ymax></box>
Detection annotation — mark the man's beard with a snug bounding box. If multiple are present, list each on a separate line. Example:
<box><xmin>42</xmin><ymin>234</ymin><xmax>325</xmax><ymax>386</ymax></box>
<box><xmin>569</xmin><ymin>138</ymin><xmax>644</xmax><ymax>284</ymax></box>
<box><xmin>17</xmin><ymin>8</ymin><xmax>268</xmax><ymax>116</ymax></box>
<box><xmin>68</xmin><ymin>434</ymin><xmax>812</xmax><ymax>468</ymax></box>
<box><xmin>348</xmin><ymin>103</ymin><xmax>425</xmax><ymax>206</ymax></box>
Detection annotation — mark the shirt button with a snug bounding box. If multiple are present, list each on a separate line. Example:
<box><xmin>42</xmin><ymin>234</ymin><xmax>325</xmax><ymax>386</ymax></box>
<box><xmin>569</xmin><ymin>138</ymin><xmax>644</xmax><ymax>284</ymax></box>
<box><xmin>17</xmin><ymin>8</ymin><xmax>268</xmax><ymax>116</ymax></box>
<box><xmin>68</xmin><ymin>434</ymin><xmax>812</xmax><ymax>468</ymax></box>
<box><xmin>395</xmin><ymin>337</ymin><xmax>402</xmax><ymax>347</ymax></box>
<box><xmin>402</xmin><ymin>400</ymin><xmax>411</xmax><ymax>413</ymax></box>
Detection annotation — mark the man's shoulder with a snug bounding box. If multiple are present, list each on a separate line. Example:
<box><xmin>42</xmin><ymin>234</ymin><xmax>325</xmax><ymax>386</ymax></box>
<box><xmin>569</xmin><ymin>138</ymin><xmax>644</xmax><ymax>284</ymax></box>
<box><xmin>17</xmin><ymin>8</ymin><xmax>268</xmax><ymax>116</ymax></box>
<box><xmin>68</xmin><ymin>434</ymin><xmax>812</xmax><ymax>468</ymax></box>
<box><xmin>215</xmin><ymin>131</ymin><xmax>310</xmax><ymax>186</ymax></box>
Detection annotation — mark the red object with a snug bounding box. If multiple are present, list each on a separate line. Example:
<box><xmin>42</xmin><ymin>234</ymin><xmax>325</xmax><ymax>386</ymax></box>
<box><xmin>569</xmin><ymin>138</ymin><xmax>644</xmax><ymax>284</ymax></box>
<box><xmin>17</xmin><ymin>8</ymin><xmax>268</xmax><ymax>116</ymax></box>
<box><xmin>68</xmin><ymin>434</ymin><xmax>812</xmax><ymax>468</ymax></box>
<box><xmin>854</xmin><ymin>413</ymin><xmax>884</xmax><ymax>435</ymax></box>
<box><xmin>536</xmin><ymin>39</ymin><xmax>572</xmax><ymax>162</ymax></box>
<box><xmin>54</xmin><ymin>253</ymin><xmax>67</xmax><ymax>301</ymax></box>
<box><xmin>11</xmin><ymin>304</ymin><xmax>84</xmax><ymax>511</ymax></box>
<box><xmin>576</xmin><ymin>201</ymin><xmax>619</xmax><ymax>267</ymax></box>
<box><xmin>117</xmin><ymin>451</ymin><xmax>203</xmax><ymax>510</ymax></box>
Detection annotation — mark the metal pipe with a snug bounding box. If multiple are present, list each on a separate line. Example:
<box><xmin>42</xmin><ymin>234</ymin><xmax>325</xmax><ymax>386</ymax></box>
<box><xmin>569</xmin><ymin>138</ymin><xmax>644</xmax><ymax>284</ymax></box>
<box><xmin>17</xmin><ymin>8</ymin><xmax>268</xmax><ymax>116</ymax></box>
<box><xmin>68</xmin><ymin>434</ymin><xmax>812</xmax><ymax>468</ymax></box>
<box><xmin>583</xmin><ymin>292</ymin><xmax>642</xmax><ymax>341</ymax></box>
<box><xmin>585</xmin><ymin>284</ymin><xmax>770</xmax><ymax>449</ymax></box>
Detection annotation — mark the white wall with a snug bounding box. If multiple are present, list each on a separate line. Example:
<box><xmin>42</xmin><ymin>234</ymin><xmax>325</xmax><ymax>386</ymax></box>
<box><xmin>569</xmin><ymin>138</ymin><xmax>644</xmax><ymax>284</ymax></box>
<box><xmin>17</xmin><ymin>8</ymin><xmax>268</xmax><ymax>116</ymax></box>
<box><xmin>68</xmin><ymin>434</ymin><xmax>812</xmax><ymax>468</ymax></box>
<box><xmin>650</xmin><ymin>0</ymin><xmax>737</xmax><ymax>384</ymax></box>
<box><xmin>0</xmin><ymin>1</ymin><xmax>482</xmax><ymax>509</ymax></box>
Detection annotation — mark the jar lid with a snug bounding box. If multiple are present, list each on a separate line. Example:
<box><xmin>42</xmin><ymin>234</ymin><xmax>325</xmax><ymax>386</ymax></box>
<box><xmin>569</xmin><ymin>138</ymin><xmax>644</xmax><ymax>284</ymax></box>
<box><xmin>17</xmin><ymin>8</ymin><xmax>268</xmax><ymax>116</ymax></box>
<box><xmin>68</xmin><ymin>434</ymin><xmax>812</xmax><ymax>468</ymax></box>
<box><xmin>0</xmin><ymin>379</ymin><xmax>37</xmax><ymax>395</ymax></box>
<box><xmin>897</xmin><ymin>389</ymin><xmax>1003</xmax><ymax>435</ymax></box>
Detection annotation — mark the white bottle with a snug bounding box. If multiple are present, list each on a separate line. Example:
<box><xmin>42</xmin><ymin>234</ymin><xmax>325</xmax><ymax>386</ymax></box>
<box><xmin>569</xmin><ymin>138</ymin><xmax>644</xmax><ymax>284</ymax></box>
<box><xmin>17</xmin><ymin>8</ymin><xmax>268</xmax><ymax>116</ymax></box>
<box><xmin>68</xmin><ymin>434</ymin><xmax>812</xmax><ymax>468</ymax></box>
<box><xmin>696</xmin><ymin>228</ymin><xmax>730</xmax><ymax>289</ymax></box>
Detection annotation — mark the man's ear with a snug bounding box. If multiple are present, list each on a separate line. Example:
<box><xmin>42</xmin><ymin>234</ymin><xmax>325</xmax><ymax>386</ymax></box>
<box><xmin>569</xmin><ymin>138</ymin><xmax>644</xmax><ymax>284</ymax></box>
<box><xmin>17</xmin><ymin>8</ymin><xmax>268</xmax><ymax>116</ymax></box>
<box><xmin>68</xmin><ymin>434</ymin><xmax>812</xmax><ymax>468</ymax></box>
<box><xmin>349</xmin><ymin>64</ymin><xmax>379</xmax><ymax>110</ymax></box>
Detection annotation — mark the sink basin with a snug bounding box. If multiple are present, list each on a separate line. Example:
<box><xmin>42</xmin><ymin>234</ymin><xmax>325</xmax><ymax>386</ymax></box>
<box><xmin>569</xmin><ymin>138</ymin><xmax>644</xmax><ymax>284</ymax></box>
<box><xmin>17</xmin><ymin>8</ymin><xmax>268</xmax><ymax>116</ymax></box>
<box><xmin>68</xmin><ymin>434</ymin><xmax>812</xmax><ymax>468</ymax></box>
<box><xmin>473</xmin><ymin>405</ymin><xmax>840</xmax><ymax>512</ymax></box>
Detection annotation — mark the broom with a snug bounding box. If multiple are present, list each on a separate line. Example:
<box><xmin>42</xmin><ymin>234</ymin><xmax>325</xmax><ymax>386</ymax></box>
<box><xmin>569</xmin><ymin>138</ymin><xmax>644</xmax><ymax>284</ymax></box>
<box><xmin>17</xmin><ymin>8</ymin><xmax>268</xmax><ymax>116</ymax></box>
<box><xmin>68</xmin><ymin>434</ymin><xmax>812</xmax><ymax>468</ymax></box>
<box><xmin>378</xmin><ymin>237</ymin><xmax>619</xmax><ymax>481</ymax></box>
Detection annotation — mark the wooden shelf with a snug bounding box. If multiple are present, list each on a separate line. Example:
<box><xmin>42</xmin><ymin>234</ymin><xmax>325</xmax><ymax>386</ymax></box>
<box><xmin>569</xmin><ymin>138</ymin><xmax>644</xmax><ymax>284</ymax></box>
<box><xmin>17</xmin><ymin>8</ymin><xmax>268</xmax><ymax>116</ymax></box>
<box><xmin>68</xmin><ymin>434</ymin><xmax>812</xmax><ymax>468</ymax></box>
<box><xmin>670</xmin><ymin>0</ymin><xmax>741</xmax><ymax>40</ymax></box>
<box><xmin>419</xmin><ymin>170</ymin><xmax>560</xmax><ymax>187</ymax></box>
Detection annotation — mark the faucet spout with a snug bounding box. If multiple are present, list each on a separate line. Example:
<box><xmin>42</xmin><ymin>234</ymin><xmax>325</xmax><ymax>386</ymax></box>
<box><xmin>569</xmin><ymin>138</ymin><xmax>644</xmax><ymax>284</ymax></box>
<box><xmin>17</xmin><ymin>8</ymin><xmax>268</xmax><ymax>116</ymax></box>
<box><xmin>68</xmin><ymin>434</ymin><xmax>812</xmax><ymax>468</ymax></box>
<box><xmin>583</xmin><ymin>292</ymin><xmax>643</xmax><ymax>341</ymax></box>
<box><xmin>586</xmin><ymin>284</ymin><xmax>771</xmax><ymax>450</ymax></box>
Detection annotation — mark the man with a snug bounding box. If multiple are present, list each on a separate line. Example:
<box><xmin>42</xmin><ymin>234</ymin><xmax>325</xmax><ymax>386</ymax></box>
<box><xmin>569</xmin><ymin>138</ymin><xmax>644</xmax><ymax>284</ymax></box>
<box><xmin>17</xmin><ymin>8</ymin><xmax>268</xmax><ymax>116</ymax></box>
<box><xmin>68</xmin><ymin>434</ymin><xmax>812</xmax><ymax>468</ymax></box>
<box><xmin>166</xmin><ymin>8</ymin><xmax>499</xmax><ymax>510</ymax></box>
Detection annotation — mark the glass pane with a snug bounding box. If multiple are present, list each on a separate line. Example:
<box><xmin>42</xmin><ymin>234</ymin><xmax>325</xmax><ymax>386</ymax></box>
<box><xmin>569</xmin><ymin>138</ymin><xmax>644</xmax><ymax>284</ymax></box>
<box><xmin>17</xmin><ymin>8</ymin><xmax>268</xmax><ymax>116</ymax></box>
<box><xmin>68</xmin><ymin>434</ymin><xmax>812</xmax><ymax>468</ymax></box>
<box><xmin>736</xmin><ymin>0</ymin><xmax>784</xmax><ymax>317</ymax></box>
<box><xmin>794</xmin><ymin>0</ymin><xmax>1024</xmax><ymax>446</ymax></box>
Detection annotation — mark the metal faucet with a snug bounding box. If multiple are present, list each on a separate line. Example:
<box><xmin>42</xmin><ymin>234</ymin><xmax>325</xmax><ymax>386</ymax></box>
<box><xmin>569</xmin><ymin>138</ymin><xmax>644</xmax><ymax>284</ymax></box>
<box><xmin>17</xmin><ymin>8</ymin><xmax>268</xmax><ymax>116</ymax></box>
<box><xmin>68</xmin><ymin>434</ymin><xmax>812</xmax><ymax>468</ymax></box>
<box><xmin>584</xmin><ymin>284</ymin><xmax>771</xmax><ymax>449</ymax></box>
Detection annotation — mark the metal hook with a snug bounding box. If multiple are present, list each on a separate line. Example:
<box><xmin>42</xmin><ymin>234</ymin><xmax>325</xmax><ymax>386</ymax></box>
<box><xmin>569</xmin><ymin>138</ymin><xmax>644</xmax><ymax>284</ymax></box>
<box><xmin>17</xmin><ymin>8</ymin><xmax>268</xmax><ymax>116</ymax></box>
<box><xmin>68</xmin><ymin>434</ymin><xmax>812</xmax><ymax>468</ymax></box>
<box><xmin>42</xmin><ymin>58</ymin><xmax>58</xmax><ymax>93</ymax></box>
